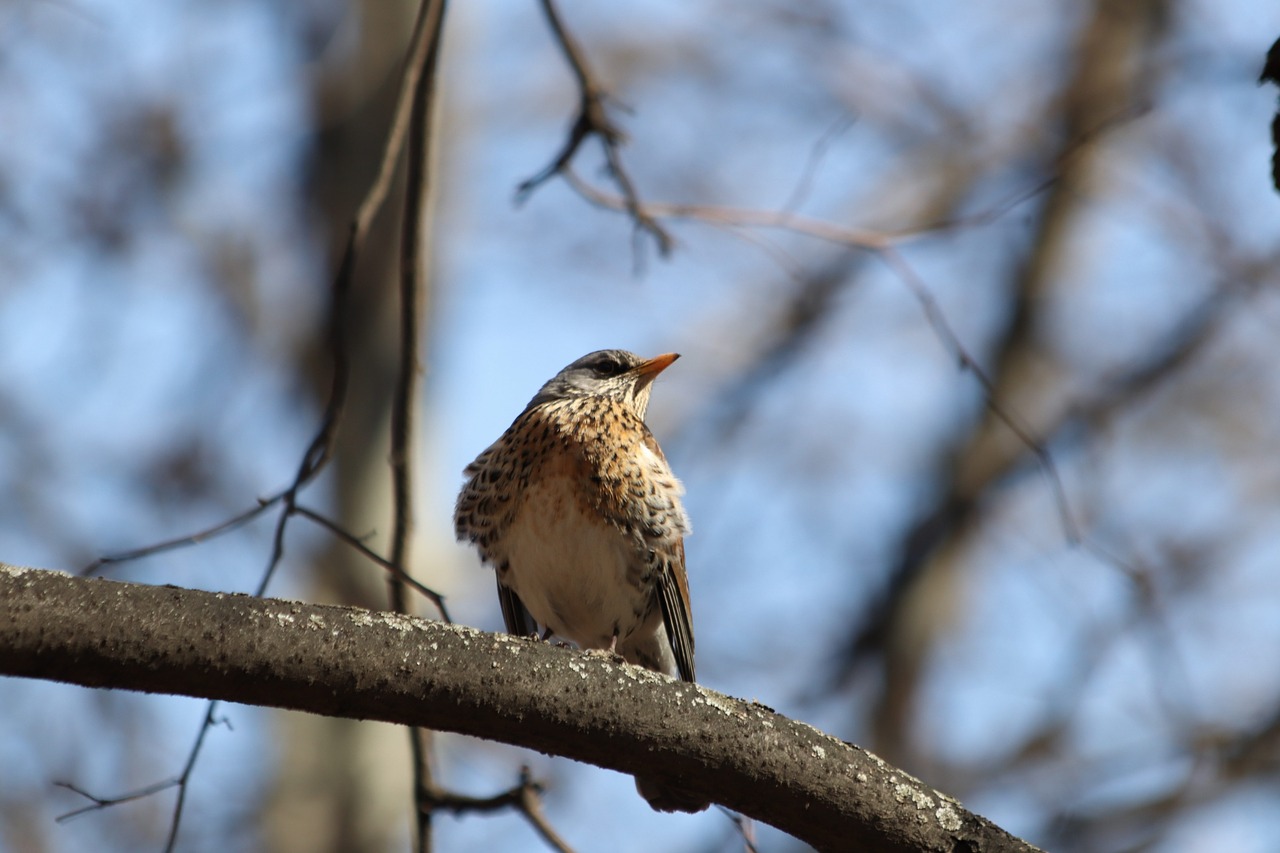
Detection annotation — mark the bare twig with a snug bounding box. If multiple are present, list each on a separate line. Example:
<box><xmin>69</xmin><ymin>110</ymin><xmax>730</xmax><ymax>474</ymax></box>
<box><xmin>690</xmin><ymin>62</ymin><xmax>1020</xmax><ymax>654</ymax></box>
<box><xmin>78</xmin><ymin>0</ymin><xmax>461</xmax><ymax>585</ymax></box>
<box><xmin>161</xmin><ymin>702</ymin><xmax>225</xmax><ymax>851</ymax></box>
<box><xmin>55</xmin><ymin>778</ymin><xmax>179</xmax><ymax>823</ymax></box>
<box><xmin>391</xmin><ymin>2</ymin><xmax>450</xmax><ymax>850</ymax></box>
<box><xmin>391</xmin><ymin>0</ymin><xmax>442</xmax><ymax>632</ymax></box>
<box><xmin>80</xmin><ymin>493</ymin><xmax>281</xmax><ymax>576</ymax></box>
<box><xmin>516</xmin><ymin>0</ymin><xmax>672</xmax><ymax>259</ymax></box>
<box><xmin>55</xmin><ymin>702</ymin><xmax>229</xmax><ymax>853</ymax></box>
<box><xmin>426</xmin><ymin>768</ymin><xmax>576</xmax><ymax>853</ymax></box>
<box><xmin>779</xmin><ymin>113</ymin><xmax>857</xmax><ymax>215</ymax></box>
<box><xmin>64</xmin><ymin>0</ymin><xmax>454</xmax><ymax>844</ymax></box>
<box><xmin>718</xmin><ymin>806</ymin><xmax>761</xmax><ymax>853</ymax></box>
<box><xmin>564</xmin><ymin>167</ymin><xmax>895</xmax><ymax>249</ymax></box>
<box><xmin>877</xmin><ymin>246</ymin><xmax>1081</xmax><ymax>546</ymax></box>
<box><xmin>293</xmin><ymin>505</ymin><xmax>451</xmax><ymax>622</ymax></box>
<box><xmin>915</xmin><ymin>102</ymin><xmax>1150</xmax><ymax>234</ymax></box>
<box><xmin>557</xmin><ymin>101</ymin><xmax>1148</xmax><ymax>255</ymax></box>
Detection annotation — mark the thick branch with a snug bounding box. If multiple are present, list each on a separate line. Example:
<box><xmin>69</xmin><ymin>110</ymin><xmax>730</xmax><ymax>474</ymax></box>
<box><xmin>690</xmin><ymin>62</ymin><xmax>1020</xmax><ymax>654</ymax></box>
<box><xmin>0</xmin><ymin>564</ymin><xmax>1038</xmax><ymax>853</ymax></box>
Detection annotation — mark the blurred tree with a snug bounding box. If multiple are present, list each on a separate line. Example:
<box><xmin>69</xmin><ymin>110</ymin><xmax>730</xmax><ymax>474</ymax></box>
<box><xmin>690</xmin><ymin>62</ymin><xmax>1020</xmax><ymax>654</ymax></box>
<box><xmin>262</xmin><ymin>3</ymin><xmax>425</xmax><ymax>852</ymax></box>
<box><xmin>1</xmin><ymin>1</ymin><xmax>1278</xmax><ymax>852</ymax></box>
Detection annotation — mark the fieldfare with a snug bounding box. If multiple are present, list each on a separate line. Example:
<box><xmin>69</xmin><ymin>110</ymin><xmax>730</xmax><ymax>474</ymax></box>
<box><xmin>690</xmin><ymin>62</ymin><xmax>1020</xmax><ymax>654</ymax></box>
<box><xmin>454</xmin><ymin>349</ymin><xmax>706</xmax><ymax>813</ymax></box>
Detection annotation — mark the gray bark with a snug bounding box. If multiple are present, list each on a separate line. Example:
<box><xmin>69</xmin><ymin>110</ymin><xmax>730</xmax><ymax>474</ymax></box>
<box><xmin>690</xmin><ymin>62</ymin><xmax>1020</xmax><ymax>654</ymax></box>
<box><xmin>0</xmin><ymin>563</ymin><xmax>1039</xmax><ymax>853</ymax></box>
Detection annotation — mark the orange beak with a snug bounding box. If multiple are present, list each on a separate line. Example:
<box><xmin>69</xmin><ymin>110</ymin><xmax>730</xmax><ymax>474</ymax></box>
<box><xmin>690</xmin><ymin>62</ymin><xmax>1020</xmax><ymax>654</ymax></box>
<box><xmin>632</xmin><ymin>352</ymin><xmax>680</xmax><ymax>380</ymax></box>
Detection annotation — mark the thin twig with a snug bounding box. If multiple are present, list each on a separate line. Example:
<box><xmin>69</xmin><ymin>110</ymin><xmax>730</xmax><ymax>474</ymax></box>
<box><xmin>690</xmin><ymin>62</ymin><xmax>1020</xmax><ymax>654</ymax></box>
<box><xmin>425</xmin><ymin>768</ymin><xmax>576</xmax><ymax>853</ymax></box>
<box><xmin>76</xmin><ymin>0</ymin><xmax>460</xmax><ymax>584</ymax></box>
<box><xmin>564</xmin><ymin>167</ymin><xmax>896</xmax><ymax>249</ymax></box>
<box><xmin>392</xmin><ymin>2</ymin><xmax>450</xmax><ymax>850</ymax></box>
<box><xmin>391</xmin><ymin>0</ymin><xmax>441</xmax><ymax>622</ymax></box>
<box><xmin>915</xmin><ymin>102</ymin><xmax>1150</xmax><ymax>234</ymax></box>
<box><xmin>877</xmin><ymin>246</ymin><xmax>1081</xmax><ymax>546</ymax></box>
<box><xmin>716</xmin><ymin>806</ymin><xmax>761</xmax><ymax>853</ymax></box>
<box><xmin>162</xmin><ymin>702</ymin><xmax>224</xmax><ymax>851</ymax></box>
<box><xmin>779</xmin><ymin>113</ymin><xmax>856</xmax><ymax>216</ymax></box>
<box><xmin>557</xmin><ymin>102</ymin><xmax>1147</xmax><ymax>253</ymax></box>
<box><xmin>64</xmin><ymin>0</ymin><xmax>454</xmax><ymax>841</ymax></box>
<box><xmin>293</xmin><ymin>505</ymin><xmax>451</xmax><ymax>622</ymax></box>
<box><xmin>80</xmin><ymin>493</ymin><xmax>282</xmax><ymax>576</ymax></box>
<box><xmin>516</xmin><ymin>0</ymin><xmax>672</xmax><ymax>259</ymax></box>
<box><xmin>55</xmin><ymin>778</ymin><xmax>180</xmax><ymax>823</ymax></box>
<box><xmin>57</xmin><ymin>702</ymin><xmax>229</xmax><ymax>850</ymax></box>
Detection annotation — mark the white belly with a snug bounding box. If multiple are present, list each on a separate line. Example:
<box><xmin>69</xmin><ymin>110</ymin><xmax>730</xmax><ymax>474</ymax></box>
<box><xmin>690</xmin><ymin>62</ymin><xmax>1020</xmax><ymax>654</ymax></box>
<box><xmin>498</xmin><ymin>475</ymin><xmax>644</xmax><ymax>649</ymax></box>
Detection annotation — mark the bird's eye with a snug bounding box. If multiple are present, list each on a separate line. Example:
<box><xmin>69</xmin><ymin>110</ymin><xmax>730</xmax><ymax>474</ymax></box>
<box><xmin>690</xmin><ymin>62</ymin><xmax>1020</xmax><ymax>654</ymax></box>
<box><xmin>593</xmin><ymin>357</ymin><xmax>625</xmax><ymax>377</ymax></box>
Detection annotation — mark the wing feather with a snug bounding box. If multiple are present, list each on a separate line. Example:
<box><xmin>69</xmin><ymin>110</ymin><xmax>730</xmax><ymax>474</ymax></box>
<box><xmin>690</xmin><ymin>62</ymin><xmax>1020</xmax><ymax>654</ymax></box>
<box><xmin>497</xmin><ymin>575</ymin><xmax>537</xmax><ymax>637</ymax></box>
<box><xmin>658</xmin><ymin>539</ymin><xmax>696</xmax><ymax>682</ymax></box>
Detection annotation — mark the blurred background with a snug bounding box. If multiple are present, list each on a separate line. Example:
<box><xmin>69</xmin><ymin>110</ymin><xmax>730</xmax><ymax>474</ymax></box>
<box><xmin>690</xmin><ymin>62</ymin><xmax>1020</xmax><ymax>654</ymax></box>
<box><xmin>2</xmin><ymin>0</ymin><xmax>1279</xmax><ymax>851</ymax></box>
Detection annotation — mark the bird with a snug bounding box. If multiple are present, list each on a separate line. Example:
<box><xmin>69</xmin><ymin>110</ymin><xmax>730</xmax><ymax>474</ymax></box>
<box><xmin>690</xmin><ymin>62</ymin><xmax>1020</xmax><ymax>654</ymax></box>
<box><xmin>454</xmin><ymin>349</ymin><xmax>707</xmax><ymax>813</ymax></box>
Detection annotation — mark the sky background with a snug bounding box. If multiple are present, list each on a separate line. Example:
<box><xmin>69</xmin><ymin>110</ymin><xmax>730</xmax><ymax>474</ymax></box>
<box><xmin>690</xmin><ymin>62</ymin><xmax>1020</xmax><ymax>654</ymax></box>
<box><xmin>3</xmin><ymin>1</ymin><xmax>1280</xmax><ymax>851</ymax></box>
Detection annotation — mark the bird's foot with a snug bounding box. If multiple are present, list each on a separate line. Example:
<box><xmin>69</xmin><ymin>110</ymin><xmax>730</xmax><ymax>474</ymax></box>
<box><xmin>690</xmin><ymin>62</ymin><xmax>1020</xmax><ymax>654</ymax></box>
<box><xmin>534</xmin><ymin>628</ymin><xmax>571</xmax><ymax>648</ymax></box>
<box><xmin>583</xmin><ymin>647</ymin><xmax>626</xmax><ymax>664</ymax></box>
<box><xmin>584</xmin><ymin>637</ymin><xmax>626</xmax><ymax>665</ymax></box>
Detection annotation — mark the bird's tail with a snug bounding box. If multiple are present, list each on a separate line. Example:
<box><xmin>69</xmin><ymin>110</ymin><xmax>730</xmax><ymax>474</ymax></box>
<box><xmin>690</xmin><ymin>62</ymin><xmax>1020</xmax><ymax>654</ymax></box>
<box><xmin>635</xmin><ymin>775</ymin><xmax>710</xmax><ymax>814</ymax></box>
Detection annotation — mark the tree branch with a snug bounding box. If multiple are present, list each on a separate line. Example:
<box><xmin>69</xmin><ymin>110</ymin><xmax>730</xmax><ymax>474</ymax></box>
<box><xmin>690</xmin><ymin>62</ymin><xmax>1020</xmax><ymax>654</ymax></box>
<box><xmin>1</xmin><ymin>563</ymin><xmax>1039</xmax><ymax>853</ymax></box>
<box><xmin>516</xmin><ymin>0</ymin><xmax>673</xmax><ymax>259</ymax></box>
<box><xmin>393</xmin><ymin>2</ymin><xmax>449</xmax><ymax>848</ymax></box>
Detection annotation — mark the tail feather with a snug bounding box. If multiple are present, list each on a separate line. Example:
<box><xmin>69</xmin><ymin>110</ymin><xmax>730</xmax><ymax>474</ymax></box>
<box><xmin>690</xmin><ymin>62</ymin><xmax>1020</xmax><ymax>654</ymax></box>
<box><xmin>635</xmin><ymin>775</ymin><xmax>710</xmax><ymax>814</ymax></box>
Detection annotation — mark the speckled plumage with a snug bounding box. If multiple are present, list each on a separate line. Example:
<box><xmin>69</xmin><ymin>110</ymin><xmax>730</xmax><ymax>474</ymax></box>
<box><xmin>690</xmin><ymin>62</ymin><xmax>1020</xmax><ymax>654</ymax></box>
<box><xmin>454</xmin><ymin>349</ymin><xmax>705</xmax><ymax>812</ymax></box>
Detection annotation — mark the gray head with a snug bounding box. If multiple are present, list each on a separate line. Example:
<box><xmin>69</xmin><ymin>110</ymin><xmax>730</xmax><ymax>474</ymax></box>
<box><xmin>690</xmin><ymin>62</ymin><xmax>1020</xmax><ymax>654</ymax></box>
<box><xmin>525</xmin><ymin>349</ymin><xmax>680</xmax><ymax>417</ymax></box>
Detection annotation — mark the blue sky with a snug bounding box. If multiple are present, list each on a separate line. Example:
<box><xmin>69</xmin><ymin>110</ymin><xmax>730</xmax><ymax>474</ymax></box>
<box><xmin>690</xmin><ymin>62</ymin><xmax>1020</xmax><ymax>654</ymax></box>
<box><xmin>3</xmin><ymin>1</ymin><xmax>1280</xmax><ymax>852</ymax></box>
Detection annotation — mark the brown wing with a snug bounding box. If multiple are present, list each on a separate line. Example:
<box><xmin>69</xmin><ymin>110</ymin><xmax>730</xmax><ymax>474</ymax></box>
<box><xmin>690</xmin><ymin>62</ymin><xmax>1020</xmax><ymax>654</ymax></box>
<box><xmin>497</xmin><ymin>574</ymin><xmax>537</xmax><ymax>638</ymax></box>
<box><xmin>636</xmin><ymin>427</ymin><xmax>696</xmax><ymax>683</ymax></box>
<box><xmin>657</xmin><ymin>537</ymin><xmax>696</xmax><ymax>682</ymax></box>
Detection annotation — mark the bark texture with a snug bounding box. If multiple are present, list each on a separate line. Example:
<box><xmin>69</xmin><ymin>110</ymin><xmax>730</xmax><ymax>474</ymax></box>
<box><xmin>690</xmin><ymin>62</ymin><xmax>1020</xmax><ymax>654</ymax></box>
<box><xmin>0</xmin><ymin>564</ymin><xmax>1039</xmax><ymax>853</ymax></box>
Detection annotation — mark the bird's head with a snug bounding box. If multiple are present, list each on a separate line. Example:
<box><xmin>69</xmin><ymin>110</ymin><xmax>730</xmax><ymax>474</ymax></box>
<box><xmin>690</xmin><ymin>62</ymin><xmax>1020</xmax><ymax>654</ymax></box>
<box><xmin>525</xmin><ymin>349</ymin><xmax>679</xmax><ymax>418</ymax></box>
